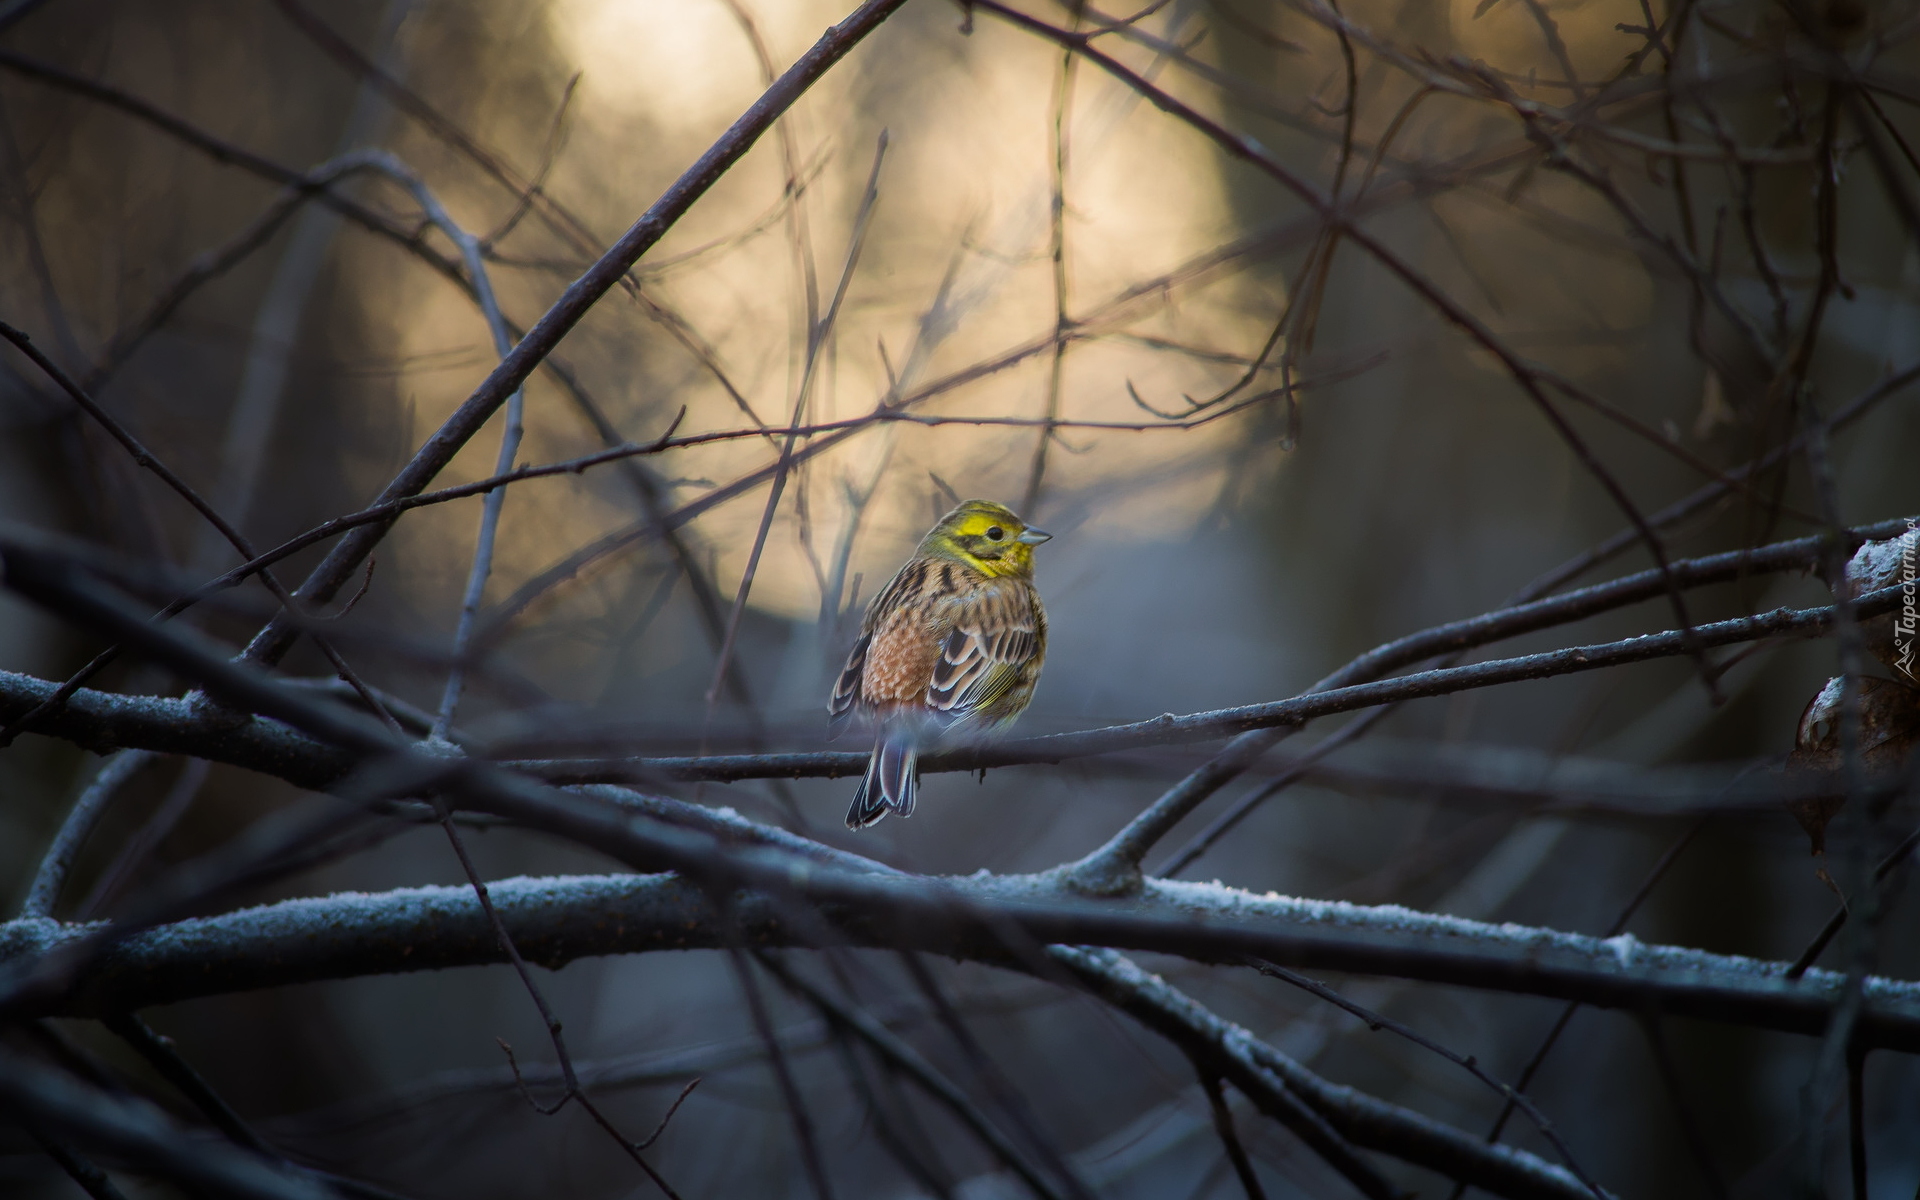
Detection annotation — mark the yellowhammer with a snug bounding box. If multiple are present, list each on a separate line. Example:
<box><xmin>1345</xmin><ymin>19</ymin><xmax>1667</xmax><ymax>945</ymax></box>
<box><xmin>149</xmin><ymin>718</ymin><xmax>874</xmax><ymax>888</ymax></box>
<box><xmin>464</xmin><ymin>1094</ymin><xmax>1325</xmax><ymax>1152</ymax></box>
<box><xmin>829</xmin><ymin>499</ymin><xmax>1051</xmax><ymax>828</ymax></box>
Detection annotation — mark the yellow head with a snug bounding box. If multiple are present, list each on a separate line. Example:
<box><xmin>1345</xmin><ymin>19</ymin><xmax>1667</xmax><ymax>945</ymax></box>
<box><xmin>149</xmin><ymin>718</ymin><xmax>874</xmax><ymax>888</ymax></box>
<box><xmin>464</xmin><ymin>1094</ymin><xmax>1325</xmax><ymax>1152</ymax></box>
<box><xmin>918</xmin><ymin>500</ymin><xmax>1051</xmax><ymax>578</ymax></box>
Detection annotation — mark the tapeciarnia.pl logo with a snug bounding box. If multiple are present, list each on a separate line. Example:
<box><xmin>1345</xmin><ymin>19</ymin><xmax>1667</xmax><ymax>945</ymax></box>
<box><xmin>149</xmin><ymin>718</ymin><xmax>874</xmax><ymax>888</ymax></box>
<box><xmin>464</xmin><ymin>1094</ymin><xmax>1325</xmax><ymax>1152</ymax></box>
<box><xmin>1898</xmin><ymin>518</ymin><xmax>1918</xmax><ymax>681</ymax></box>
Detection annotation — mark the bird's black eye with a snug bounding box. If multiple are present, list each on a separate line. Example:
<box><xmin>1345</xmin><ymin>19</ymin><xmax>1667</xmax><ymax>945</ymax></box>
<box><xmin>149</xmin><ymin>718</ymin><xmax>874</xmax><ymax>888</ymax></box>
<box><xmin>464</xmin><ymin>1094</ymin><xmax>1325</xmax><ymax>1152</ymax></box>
<box><xmin>986</xmin><ymin>526</ymin><xmax>1005</xmax><ymax>541</ymax></box>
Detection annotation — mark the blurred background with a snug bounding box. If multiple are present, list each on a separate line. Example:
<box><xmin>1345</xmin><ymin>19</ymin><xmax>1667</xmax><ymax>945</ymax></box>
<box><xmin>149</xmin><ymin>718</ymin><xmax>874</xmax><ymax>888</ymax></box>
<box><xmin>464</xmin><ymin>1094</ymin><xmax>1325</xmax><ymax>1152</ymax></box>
<box><xmin>3</xmin><ymin>0</ymin><xmax>1919</xmax><ymax>1195</ymax></box>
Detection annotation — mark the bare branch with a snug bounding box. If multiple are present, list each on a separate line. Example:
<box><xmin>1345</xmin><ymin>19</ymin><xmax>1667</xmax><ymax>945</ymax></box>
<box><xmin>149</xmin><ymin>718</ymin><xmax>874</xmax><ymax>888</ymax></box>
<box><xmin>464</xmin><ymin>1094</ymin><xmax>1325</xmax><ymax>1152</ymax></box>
<box><xmin>19</xmin><ymin>749</ymin><xmax>156</xmax><ymax>919</ymax></box>
<box><xmin>3</xmin><ymin>872</ymin><xmax>1630</xmax><ymax>1197</ymax></box>
<box><xmin>12</xmin><ymin>847</ymin><xmax>1920</xmax><ymax>1051</ymax></box>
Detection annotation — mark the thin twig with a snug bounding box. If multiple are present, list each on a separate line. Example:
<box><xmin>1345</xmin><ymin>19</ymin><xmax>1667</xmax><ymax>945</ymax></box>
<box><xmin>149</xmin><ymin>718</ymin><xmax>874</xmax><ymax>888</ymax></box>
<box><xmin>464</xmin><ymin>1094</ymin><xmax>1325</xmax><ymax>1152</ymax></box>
<box><xmin>75</xmin><ymin>757</ymin><xmax>209</xmax><ymax>919</ymax></box>
<box><xmin>360</xmin><ymin>158</ymin><xmax>535</xmax><ymax>739</ymax></box>
<box><xmin>1022</xmin><ymin>8</ymin><xmax>1081</xmax><ymax>515</ymax></box>
<box><xmin>1786</xmin><ymin>825</ymin><xmax>1920</xmax><ymax>979</ymax></box>
<box><xmin>1197</xmin><ymin>1070</ymin><xmax>1271</xmax><ymax>1200</ymax></box>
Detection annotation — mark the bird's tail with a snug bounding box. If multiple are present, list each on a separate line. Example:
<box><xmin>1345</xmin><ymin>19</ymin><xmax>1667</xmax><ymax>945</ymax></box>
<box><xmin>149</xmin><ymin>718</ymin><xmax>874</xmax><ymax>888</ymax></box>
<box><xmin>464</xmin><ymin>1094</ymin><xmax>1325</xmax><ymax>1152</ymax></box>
<box><xmin>846</xmin><ymin>732</ymin><xmax>918</xmax><ymax>829</ymax></box>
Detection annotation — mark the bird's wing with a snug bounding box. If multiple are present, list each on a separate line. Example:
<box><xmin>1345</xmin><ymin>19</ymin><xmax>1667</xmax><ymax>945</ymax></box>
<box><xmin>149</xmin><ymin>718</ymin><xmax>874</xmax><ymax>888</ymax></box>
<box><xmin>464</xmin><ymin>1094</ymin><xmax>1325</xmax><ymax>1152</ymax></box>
<box><xmin>828</xmin><ymin>630</ymin><xmax>870</xmax><ymax>729</ymax></box>
<box><xmin>925</xmin><ymin>586</ymin><xmax>1043</xmax><ymax>726</ymax></box>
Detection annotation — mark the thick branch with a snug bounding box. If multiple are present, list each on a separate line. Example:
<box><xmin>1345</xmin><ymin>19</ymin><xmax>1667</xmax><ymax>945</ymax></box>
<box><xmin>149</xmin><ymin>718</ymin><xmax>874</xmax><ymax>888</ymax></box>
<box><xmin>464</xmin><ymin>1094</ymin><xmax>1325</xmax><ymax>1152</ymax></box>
<box><xmin>9</xmin><ymin>868</ymin><xmax>1920</xmax><ymax>1051</ymax></box>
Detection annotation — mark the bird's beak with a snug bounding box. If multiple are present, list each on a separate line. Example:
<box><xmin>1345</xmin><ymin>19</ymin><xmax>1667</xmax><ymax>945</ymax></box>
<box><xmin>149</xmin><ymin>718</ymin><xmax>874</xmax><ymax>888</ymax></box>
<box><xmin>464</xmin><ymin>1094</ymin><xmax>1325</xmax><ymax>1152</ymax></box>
<box><xmin>1016</xmin><ymin>527</ymin><xmax>1052</xmax><ymax>545</ymax></box>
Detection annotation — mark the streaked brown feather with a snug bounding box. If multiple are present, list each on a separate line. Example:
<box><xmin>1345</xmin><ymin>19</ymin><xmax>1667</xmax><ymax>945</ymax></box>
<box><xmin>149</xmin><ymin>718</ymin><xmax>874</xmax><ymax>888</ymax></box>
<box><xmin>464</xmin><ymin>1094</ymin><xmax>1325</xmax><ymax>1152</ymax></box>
<box><xmin>863</xmin><ymin>603</ymin><xmax>943</xmax><ymax>707</ymax></box>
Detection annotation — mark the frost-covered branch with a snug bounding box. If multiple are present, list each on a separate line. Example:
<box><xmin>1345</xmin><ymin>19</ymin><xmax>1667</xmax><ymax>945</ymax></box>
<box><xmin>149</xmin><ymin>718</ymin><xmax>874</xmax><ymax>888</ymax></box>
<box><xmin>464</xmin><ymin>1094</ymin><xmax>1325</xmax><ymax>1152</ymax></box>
<box><xmin>9</xmin><ymin>865</ymin><xmax>1920</xmax><ymax>1050</ymax></box>
<box><xmin>10</xmin><ymin>851</ymin><xmax>1915</xmax><ymax>1196</ymax></box>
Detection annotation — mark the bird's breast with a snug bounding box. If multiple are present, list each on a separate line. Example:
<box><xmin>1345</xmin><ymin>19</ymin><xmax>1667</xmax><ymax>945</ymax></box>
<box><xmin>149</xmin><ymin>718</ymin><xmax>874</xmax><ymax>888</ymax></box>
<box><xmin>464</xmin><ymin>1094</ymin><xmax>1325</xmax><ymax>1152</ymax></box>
<box><xmin>860</xmin><ymin>606</ymin><xmax>942</xmax><ymax>707</ymax></box>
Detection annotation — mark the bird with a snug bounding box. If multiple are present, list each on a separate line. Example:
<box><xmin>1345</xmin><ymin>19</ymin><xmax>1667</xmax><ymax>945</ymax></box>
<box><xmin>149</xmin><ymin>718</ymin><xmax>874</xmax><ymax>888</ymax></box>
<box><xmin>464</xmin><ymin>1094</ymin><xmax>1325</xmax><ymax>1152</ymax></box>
<box><xmin>829</xmin><ymin>499</ymin><xmax>1051</xmax><ymax>829</ymax></box>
